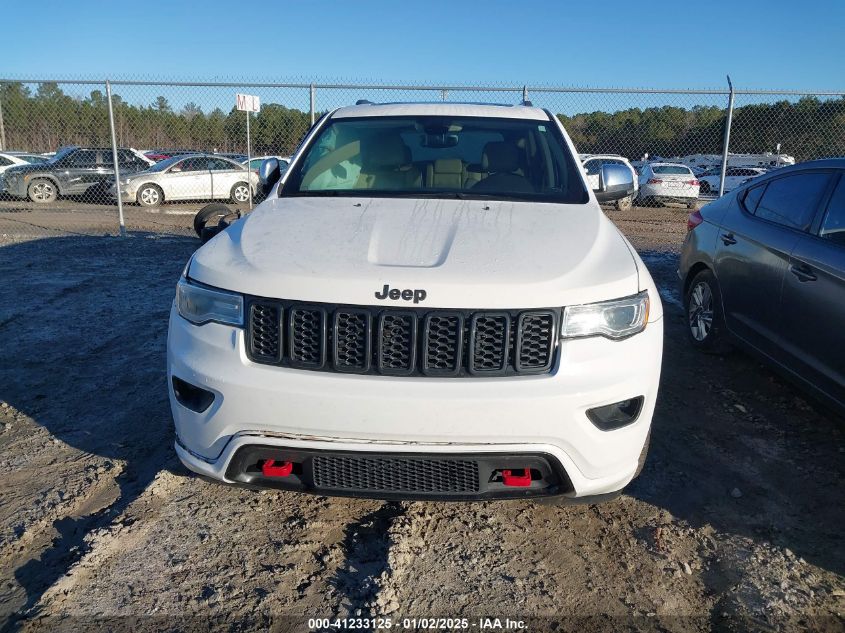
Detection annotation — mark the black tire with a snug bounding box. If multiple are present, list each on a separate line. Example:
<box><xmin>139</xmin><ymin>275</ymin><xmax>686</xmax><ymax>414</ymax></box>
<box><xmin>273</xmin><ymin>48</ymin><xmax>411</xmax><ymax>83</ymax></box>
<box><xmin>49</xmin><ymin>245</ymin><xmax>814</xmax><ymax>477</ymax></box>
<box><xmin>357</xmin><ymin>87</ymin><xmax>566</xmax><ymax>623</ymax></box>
<box><xmin>684</xmin><ymin>269</ymin><xmax>730</xmax><ymax>353</ymax></box>
<box><xmin>194</xmin><ymin>203</ymin><xmax>232</xmax><ymax>237</ymax></box>
<box><xmin>687</xmin><ymin>200</ymin><xmax>698</xmax><ymax>210</ymax></box>
<box><xmin>615</xmin><ymin>195</ymin><xmax>633</xmax><ymax>211</ymax></box>
<box><xmin>136</xmin><ymin>184</ymin><xmax>163</xmax><ymax>207</ymax></box>
<box><xmin>27</xmin><ymin>178</ymin><xmax>58</xmax><ymax>204</ymax></box>
<box><xmin>230</xmin><ymin>182</ymin><xmax>251</xmax><ymax>204</ymax></box>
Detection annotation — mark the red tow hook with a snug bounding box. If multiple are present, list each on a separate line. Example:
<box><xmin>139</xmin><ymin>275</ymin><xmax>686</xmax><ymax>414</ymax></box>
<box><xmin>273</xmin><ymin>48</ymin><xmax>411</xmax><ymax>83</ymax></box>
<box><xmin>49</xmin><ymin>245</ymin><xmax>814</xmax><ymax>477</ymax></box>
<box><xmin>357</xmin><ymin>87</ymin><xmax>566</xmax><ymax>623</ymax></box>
<box><xmin>261</xmin><ymin>459</ymin><xmax>293</xmax><ymax>477</ymax></box>
<box><xmin>501</xmin><ymin>468</ymin><xmax>532</xmax><ymax>487</ymax></box>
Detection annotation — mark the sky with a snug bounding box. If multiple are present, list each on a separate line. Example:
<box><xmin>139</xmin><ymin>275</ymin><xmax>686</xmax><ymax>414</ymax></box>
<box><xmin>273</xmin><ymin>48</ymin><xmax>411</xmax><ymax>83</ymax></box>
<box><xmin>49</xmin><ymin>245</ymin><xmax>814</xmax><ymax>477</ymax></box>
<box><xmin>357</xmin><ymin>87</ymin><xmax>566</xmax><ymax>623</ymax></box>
<box><xmin>3</xmin><ymin>0</ymin><xmax>844</xmax><ymax>92</ymax></box>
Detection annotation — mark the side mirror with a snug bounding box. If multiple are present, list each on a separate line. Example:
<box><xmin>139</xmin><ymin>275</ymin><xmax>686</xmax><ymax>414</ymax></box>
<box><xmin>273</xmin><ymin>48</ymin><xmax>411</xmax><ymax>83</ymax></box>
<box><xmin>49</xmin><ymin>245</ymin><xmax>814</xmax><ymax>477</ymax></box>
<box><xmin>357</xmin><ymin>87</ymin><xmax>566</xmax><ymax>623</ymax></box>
<box><xmin>258</xmin><ymin>157</ymin><xmax>281</xmax><ymax>195</ymax></box>
<box><xmin>595</xmin><ymin>163</ymin><xmax>635</xmax><ymax>203</ymax></box>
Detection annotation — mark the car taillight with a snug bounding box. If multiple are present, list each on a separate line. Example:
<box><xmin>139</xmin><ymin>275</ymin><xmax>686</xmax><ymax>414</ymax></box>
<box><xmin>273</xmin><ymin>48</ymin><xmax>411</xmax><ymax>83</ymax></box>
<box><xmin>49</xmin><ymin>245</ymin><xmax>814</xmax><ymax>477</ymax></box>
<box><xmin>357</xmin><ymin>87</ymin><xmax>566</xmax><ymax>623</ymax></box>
<box><xmin>687</xmin><ymin>179</ymin><xmax>700</xmax><ymax>186</ymax></box>
<box><xmin>687</xmin><ymin>209</ymin><xmax>704</xmax><ymax>232</ymax></box>
<box><xmin>647</xmin><ymin>178</ymin><xmax>662</xmax><ymax>184</ymax></box>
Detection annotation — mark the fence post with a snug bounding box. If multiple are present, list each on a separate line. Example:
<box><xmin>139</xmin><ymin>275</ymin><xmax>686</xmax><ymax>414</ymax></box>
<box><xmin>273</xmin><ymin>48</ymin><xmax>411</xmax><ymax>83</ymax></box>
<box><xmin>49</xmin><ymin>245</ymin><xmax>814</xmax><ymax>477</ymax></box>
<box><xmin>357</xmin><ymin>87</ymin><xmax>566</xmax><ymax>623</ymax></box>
<box><xmin>105</xmin><ymin>80</ymin><xmax>126</xmax><ymax>237</ymax></box>
<box><xmin>522</xmin><ymin>85</ymin><xmax>528</xmax><ymax>104</ymax></box>
<box><xmin>718</xmin><ymin>75</ymin><xmax>735</xmax><ymax>198</ymax></box>
<box><xmin>310</xmin><ymin>84</ymin><xmax>316</xmax><ymax>125</ymax></box>
<box><xmin>0</xmin><ymin>86</ymin><xmax>6</xmax><ymax>151</ymax></box>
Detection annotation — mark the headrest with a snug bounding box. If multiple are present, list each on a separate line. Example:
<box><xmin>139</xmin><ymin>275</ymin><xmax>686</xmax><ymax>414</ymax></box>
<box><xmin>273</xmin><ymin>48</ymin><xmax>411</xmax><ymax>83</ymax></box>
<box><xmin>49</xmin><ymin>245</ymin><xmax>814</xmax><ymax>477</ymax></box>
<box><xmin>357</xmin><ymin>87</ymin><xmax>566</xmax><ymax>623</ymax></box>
<box><xmin>361</xmin><ymin>135</ymin><xmax>409</xmax><ymax>170</ymax></box>
<box><xmin>434</xmin><ymin>158</ymin><xmax>463</xmax><ymax>174</ymax></box>
<box><xmin>482</xmin><ymin>142</ymin><xmax>519</xmax><ymax>173</ymax></box>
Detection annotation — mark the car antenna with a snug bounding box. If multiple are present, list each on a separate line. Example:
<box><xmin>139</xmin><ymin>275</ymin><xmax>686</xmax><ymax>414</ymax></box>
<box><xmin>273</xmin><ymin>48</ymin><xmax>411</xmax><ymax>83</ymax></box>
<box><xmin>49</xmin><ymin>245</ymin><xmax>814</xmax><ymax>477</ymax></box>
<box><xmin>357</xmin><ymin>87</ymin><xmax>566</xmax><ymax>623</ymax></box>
<box><xmin>355</xmin><ymin>99</ymin><xmax>374</xmax><ymax>105</ymax></box>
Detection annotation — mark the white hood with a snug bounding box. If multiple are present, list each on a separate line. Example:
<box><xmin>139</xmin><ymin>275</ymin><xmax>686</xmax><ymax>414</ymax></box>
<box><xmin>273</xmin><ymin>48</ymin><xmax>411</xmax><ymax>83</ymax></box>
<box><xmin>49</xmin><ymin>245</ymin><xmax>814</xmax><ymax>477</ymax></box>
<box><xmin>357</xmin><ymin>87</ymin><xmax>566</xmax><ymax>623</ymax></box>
<box><xmin>188</xmin><ymin>196</ymin><xmax>639</xmax><ymax>309</ymax></box>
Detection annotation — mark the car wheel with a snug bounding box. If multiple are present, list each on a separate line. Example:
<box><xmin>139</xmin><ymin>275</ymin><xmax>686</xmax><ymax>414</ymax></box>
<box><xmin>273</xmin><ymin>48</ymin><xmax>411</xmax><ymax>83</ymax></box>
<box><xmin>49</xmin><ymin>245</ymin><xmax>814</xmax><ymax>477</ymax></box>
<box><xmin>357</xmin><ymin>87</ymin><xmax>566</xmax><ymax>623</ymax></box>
<box><xmin>193</xmin><ymin>203</ymin><xmax>232</xmax><ymax>237</ymax></box>
<box><xmin>699</xmin><ymin>181</ymin><xmax>711</xmax><ymax>194</ymax></box>
<box><xmin>137</xmin><ymin>184</ymin><xmax>163</xmax><ymax>207</ymax></box>
<box><xmin>27</xmin><ymin>178</ymin><xmax>57</xmax><ymax>204</ymax></box>
<box><xmin>230</xmin><ymin>182</ymin><xmax>250</xmax><ymax>203</ymax></box>
<box><xmin>687</xmin><ymin>200</ymin><xmax>698</xmax><ymax>210</ymax></box>
<box><xmin>615</xmin><ymin>195</ymin><xmax>633</xmax><ymax>211</ymax></box>
<box><xmin>685</xmin><ymin>269</ymin><xmax>730</xmax><ymax>353</ymax></box>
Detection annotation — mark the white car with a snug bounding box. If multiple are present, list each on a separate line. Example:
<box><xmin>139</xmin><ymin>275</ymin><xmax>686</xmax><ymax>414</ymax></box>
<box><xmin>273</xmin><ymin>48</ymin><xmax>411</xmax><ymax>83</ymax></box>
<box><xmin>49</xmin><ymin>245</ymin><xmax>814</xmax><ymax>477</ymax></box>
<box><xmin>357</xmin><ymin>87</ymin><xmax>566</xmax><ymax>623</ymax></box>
<box><xmin>0</xmin><ymin>152</ymin><xmax>34</xmax><ymax>192</ymax></box>
<box><xmin>168</xmin><ymin>102</ymin><xmax>663</xmax><ymax>504</ymax></box>
<box><xmin>696</xmin><ymin>166</ymin><xmax>767</xmax><ymax>195</ymax></box>
<box><xmin>637</xmin><ymin>163</ymin><xmax>700</xmax><ymax>208</ymax></box>
<box><xmin>581</xmin><ymin>154</ymin><xmax>639</xmax><ymax>210</ymax></box>
<box><xmin>111</xmin><ymin>154</ymin><xmax>259</xmax><ymax>206</ymax></box>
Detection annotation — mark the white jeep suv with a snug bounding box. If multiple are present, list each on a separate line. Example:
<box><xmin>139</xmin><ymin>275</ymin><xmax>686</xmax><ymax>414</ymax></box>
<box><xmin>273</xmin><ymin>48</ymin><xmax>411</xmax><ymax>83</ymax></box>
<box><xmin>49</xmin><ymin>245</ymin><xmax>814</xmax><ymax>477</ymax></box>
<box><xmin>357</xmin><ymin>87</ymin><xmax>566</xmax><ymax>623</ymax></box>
<box><xmin>167</xmin><ymin>102</ymin><xmax>663</xmax><ymax>503</ymax></box>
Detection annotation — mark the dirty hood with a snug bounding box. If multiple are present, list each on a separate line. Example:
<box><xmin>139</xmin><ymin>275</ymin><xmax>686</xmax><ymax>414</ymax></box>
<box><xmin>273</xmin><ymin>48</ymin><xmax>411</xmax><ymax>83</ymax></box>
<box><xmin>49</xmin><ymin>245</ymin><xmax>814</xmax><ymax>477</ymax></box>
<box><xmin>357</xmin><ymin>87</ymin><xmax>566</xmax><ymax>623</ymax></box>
<box><xmin>188</xmin><ymin>196</ymin><xmax>639</xmax><ymax>309</ymax></box>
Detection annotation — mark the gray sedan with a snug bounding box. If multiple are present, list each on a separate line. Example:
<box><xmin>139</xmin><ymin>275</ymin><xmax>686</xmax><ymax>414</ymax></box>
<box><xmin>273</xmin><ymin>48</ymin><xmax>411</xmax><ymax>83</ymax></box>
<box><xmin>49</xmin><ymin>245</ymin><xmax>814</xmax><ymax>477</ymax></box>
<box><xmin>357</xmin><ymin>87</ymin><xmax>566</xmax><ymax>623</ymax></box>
<box><xmin>111</xmin><ymin>154</ymin><xmax>259</xmax><ymax>206</ymax></box>
<box><xmin>680</xmin><ymin>158</ymin><xmax>845</xmax><ymax>413</ymax></box>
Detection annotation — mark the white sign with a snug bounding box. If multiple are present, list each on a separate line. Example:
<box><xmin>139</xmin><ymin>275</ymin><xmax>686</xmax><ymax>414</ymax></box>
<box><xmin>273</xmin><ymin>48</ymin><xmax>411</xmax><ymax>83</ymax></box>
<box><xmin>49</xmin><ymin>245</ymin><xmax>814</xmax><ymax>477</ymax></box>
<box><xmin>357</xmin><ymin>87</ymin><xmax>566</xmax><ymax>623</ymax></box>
<box><xmin>236</xmin><ymin>93</ymin><xmax>260</xmax><ymax>112</ymax></box>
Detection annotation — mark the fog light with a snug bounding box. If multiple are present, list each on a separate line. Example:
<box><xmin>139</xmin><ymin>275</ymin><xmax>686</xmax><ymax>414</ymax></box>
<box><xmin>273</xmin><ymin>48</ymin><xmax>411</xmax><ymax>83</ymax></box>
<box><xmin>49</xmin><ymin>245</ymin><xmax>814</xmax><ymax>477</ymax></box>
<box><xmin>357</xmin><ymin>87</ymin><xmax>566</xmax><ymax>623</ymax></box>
<box><xmin>172</xmin><ymin>376</ymin><xmax>215</xmax><ymax>413</ymax></box>
<box><xmin>587</xmin><ymin>397</ymin><xmax>644</xmax><ymax>431</ymax></box>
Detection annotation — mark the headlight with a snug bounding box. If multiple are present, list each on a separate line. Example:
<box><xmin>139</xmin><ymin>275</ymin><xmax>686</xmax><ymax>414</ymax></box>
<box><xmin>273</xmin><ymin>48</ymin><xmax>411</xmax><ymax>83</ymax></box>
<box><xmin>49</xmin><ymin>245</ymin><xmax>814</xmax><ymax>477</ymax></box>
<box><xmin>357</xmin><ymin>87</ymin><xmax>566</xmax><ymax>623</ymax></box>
<box><xmin>176</xmin><ymin>277</ymin><xmax>243</xmax><ymax>327</ymax></box>
<box><xmin>561</xmin><ymin>291</ymin><xmax>649</xmax><ymax>340</ymax></box>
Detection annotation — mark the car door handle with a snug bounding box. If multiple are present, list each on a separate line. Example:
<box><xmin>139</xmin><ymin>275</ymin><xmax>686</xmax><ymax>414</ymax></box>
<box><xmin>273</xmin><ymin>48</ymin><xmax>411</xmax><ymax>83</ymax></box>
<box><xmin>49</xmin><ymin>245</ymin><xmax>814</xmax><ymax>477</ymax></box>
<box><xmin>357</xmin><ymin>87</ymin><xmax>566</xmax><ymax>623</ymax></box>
<box><xmin>720</xmin><ymin>233</ymin><xmax>737</xmax><ymax>245</ymax></box>
<box><xmin>790</xmin><ymin>263</ymin><xmax>817</xmax><ymax>282</ymax></box>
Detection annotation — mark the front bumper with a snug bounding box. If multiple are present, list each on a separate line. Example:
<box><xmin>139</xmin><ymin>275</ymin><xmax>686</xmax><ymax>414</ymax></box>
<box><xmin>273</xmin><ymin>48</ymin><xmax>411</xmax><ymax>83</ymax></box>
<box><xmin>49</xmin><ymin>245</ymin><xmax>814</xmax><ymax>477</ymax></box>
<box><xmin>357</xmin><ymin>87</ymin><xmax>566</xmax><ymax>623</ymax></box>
<box><xmin>168</xmin><ymin>306</ymin><xmax>663</xmax><ymax>499</ymax></box>
<box><xmin>2</xmin><ymin>175</ymin><xmax>27</xmax><ymax>198</ymax></box>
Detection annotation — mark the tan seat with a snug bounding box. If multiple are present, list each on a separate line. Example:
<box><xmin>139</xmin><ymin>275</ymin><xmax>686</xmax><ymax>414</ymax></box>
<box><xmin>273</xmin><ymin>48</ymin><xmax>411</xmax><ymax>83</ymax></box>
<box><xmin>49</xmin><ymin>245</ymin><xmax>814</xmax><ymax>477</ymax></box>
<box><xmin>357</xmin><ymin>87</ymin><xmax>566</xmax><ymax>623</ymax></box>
<box><xmin>426</xmin><ymin>158</ymin><xmax>464</xmax><ymax>189</ymax></box>
<box><xmin>357</xmin><ymin>136</ymin><xmax>422</xmax><ymax>190</ymax></box>
<box><xmin>472</xmin><ymin>142</ymin><xmax>534</xmax><ymax>194</ymax></box>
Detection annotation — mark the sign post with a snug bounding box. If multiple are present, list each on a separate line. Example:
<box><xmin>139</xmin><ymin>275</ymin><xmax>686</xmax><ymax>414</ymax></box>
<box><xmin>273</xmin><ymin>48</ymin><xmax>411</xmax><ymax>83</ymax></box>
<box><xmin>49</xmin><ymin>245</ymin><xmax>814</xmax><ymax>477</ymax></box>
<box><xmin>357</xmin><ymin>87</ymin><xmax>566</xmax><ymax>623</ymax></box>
<box><xmin>236</xmin><ymin>93</ymin><xmax>260</xmax><ymax>209</ymax></box>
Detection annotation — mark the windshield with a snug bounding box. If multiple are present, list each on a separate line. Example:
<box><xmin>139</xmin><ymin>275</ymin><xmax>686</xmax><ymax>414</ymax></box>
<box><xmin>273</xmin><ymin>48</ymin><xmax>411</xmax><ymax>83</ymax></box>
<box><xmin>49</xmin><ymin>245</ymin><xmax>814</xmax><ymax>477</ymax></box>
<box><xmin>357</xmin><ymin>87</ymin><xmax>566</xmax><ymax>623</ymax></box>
<box><xmin>653</xmin><ymin>165</ymin><xmax>693</xmax><ymax>175</ymax></box>
<box><xmin>282</xmin><ymin>115</ymin><xmax>588</xmax><ymax>203</ymax></box>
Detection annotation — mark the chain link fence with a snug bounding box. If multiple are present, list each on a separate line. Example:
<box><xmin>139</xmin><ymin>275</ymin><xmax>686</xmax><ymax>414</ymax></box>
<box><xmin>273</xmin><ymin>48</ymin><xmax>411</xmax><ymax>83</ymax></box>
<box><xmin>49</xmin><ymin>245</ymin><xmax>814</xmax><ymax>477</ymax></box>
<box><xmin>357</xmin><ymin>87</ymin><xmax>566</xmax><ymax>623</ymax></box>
<box><xmin>0</xmin><ymin>78</ymin><xmax>843</xmax><ymax>239</ymax></box>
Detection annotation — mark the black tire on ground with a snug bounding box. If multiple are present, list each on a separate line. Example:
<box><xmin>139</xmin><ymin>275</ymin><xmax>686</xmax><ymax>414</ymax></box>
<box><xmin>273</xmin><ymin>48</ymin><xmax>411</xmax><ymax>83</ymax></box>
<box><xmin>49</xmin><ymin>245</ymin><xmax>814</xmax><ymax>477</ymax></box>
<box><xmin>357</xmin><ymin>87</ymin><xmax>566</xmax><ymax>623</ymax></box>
<box><xmin>687</xmin><ymin>200</ymin><xmax>698</xmax><ymax>210</ymax></box>
<box><xmin>684</xmin><ymin>268</ymin><xmax>731</xmax><ymax>353</ymax></box>
<box><xmin>27</xmin><ymin>178</ymin><xmax>58</xmax><ymax>204</ymax></box>
<box><xmin>136</xmin><ymin>184</ymin><xmax>163</xmax><ymax>207</ymax></box>
<box><xmin>615</xmin><ymin>195</ymin><xmax>633</xmax><ymax>211</ymax></box>
<box><xmin>230</xmin><ymin>182</ymin><xmax>251</xmax><ymax>204</ymax></box>
<box><xmin>193</xmin><ymin>203</ymin><xmax>233</xmax><ymax>237</ymax></box>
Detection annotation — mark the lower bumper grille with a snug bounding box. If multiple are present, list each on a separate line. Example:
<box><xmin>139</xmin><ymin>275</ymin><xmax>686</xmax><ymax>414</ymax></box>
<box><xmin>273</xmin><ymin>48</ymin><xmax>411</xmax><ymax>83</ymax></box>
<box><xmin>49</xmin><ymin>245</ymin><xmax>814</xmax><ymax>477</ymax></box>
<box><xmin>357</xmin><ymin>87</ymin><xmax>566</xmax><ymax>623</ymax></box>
<box><xmin>246</xmin><ymin>298</ymin><xmax>559</xmax><ymax>377</ymax></box>
<box><xmin>313</xmin><ymin>455</ymin><xmax>479</xmax><ymax>494</ymax></box>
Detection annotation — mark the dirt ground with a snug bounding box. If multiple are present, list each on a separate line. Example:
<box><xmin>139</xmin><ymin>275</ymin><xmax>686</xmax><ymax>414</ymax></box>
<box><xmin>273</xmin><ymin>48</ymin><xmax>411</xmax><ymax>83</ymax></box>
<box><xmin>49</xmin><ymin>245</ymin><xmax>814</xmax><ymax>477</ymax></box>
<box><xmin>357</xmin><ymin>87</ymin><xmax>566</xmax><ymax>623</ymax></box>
<box><xmin>0</xmin><ymin>201</ymin><xmax>842</xmax><ymax>633</ymax></box>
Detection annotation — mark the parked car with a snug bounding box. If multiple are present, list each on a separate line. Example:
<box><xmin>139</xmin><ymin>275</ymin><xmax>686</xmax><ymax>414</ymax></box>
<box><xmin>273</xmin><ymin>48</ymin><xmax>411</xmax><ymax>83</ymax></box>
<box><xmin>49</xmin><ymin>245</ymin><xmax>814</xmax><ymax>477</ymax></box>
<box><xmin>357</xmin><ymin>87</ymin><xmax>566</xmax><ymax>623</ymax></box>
<box><xmin>637</xmin><ymin>163</ymin><xmax>700</xmax><ymax>208</ymax></box>
<box><xmin>0</xmin><ymin>152</ymin><xmax>29</xmax><ymax>193</ymax></box>
<box><xmin>2</xmin><ymin>146</ymin><xmax>153</xmax><ymax>203</ymax></box>
<box><xmin>697</xmin><ymin>166</ymin><xmax>767</xmax><ymax>194</ymax></box>
<box><xmin>111</xmin><ymin>154</ymin><xmax>259</xmax><ymax>206</ymax></box>
<box><xmin>581</xmin><ymin>154</ymin><xmax>639</xmax><ymax>210</ymax></box>
<box><xmin>680</xmin><ymin>159</ymin><xmax>845</xmax><ymax>413</ymax></box>
<box><xmin>168</xmin><ymin>101</ymin><xmax>661</xmax><ymax>504</ymax></box>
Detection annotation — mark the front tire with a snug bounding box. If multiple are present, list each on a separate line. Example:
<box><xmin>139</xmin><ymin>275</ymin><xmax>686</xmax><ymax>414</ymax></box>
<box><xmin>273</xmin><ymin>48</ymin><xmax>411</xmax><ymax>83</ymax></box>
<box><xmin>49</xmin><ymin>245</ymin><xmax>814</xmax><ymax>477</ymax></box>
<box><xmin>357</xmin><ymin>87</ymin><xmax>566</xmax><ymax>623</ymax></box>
<box><xmin>230</xmin><ymin>182</ymin><xmax>250</xmax><ymax>204</ymax></box>
<box><xmin>684</xmin><ymin>269</ymin><xmax>730</xmax><ymax>353</ymax></box>
<box><xmin>27</xmin><ymin>179</ymin><xmax>57</xmax><ymax>204</ymax></box>
<box><xmin>193</xmin><ymin>203</ymin><xmax>232</xmax><ymax>237</ymax></box>
<box><xmin>615</xmin><ymin>195</ymin><xmax>633</xmax><ymax>211</ymax></box>
<box><xmin>137</xmin><ymin>184</ymin><xmax>163</xmax><ymax>207</ymax></box>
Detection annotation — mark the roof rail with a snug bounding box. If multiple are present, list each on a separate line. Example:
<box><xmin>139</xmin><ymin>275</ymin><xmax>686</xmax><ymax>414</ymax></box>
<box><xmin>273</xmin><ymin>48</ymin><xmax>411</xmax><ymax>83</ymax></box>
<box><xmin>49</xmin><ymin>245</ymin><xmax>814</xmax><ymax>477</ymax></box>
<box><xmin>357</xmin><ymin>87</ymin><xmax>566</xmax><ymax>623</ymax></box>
<box><xmin>355</xmin><ymin>99</ymin><xmax>375</xmax><ymax>105</ymax></box>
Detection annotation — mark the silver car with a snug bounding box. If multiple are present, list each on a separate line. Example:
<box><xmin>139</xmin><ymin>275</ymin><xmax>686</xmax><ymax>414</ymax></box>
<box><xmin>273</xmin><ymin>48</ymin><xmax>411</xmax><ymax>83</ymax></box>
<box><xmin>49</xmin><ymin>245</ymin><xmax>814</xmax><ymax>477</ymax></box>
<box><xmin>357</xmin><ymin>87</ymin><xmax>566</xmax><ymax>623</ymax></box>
<box><xmin>111</xmin><ymin>154</ymin><xmax>259</xmax><ymax>206</ymax></box>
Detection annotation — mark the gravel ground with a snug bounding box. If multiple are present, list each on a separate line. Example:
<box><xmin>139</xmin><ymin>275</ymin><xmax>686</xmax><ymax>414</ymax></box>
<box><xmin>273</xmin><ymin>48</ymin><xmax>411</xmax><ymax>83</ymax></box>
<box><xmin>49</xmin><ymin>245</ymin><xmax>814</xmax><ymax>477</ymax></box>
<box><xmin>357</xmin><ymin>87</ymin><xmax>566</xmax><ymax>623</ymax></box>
<box><xmin>0</xmin><ymin>202</ymin><xmax>843</xmax><ymax>632</ymax></box>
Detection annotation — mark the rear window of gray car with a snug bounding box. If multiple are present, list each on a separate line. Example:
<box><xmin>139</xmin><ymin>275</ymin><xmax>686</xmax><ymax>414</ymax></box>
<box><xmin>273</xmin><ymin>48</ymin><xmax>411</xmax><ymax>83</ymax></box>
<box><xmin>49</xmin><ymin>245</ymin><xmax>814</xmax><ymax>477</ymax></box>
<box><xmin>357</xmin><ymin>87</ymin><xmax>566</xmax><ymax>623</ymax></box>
<box><xmin>753</xmin><ymin>172</ymin><xmax>830</xmax><ymax>231</ymax></box>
